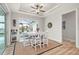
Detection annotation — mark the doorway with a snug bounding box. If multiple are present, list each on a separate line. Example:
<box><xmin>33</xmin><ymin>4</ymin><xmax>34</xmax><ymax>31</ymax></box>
<box><xmin>62</xmin><ymin>11</ymin><xmax>76</xmax><ymax>46</ymax></box>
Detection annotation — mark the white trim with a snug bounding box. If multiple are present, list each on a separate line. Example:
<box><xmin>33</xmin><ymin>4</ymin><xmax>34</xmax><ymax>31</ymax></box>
<box><xmin>16</xmin><ymin>11</ymin><xmax>45</xmax><ymax>18</ymax></box>
<box><xmin>50</xmin><ymin>39</ymin><xmax>62</xmax><ymax>43</ymax></box>
<box><xmin>61</xmin><ymin>9</ymin><xmax>76</xmax><ymax>16</ymax></box>
<box><xmin>43</xmin><ymin>4</ymin><xmax>61</xmax><ymax>17</ymax></box>
<box><xmin>0</xmin><ymin>4</ymin><xmax>6</xmax><ymax>14</ymax></box>
<box><xmin>76</xmin><ymin>8</ymin><xmax>79</xmax><ymax>48</ymax></box>
<box><xmin>60</xmin><ymin>16</ymin><xmax>63</xmax><ymax>43</ymax></box>
<box><xmin>0</xmin><ymin>3</ymin><xmax>11</xmax><ymax>14</ymax></box>
<box><xmin>15</xmin><ymin>4</ymin><xmax>61</xmax><ymax>17</ymax></box>
<box><xmin>4</xmin><ymin>3</ymin><xmax>11</xmax><ymax>13</ymax></box>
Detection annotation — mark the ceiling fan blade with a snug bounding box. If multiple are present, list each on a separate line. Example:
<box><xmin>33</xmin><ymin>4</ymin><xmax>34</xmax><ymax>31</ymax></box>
<box><xmin>40</xmin><ymin>6</ymin><xmax>43</xmax><ymax>9</ymax></box>
<box><xmin>40</xmin><ymin>10</ymin><xmax>45</xmax><ymax>12</ymax></box>
<box><xmin>31</xmin><ymin>6</ymin><xmax>36</xmax><ymax>9</ymax></box>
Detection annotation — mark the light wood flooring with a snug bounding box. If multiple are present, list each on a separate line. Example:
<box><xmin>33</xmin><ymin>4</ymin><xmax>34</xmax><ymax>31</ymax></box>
<box><xmin>3</xmin><ymin>40</ymin><xmax>61</xmax><ymax>55</ymax></box>
<box><xmin>3</xmin><ymin>40</ymin><xmax>79</xmax><ymax>55</ymax></box>
<box><xmin>42</xmin><ymin>40</ymin><xmax>79</xmax><ymax>55</ymax></box>
<box><xmin>15</xmin><ymin>40</ymin><xmax>61</xmax><ymax>55</ymax></box>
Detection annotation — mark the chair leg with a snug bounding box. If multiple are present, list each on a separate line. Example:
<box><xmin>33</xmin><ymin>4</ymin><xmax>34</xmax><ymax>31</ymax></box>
<box><xmin>42</xmin><ymin>43</ymin><xmax>45</xmax><ymax>48</ymax></box>
<box><xmin>23</xmin><ymin>38</ymin><xmax>25</xmax><ymax>46</ymax></box>
<box><xmin>45</xmin><ymin>42</ymin><xmax>48</xmax><ymax>47</ymax></box>
<box><xmin>39</xmin><ymin>44</ymin><xmax>41</xmax><ymax>49</ymax></box>
<box><xmin>39</xmin><ymin>41</ymin><xmax>42</xmax><ymax>49</ymax></box>
<box><xmin>35</xmin><ymin>46</ymin><xmax>37</xmax><ymax>51</ymax></box>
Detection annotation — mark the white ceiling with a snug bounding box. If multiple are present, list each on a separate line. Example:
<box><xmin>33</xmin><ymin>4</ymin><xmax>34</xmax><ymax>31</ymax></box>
<box><xmin>7</xmin><ymin>3</ymin><xmax>58</xmax><ymax>17</ymax></box>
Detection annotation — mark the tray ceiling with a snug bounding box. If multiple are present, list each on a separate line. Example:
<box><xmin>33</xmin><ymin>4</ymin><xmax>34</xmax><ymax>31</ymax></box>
<box><xmin>7</xmin><ymin>3</ymin><xmax>58</xmax><ymax>16</ymax></box>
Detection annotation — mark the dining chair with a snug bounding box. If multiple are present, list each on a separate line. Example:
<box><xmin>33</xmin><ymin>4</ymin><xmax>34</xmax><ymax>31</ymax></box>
<box><xmin>23</xmin><ymin>34</ymin><xmax>31</xmax><ymax>47</ymax></box>
<box><xmin>41</xmin><ymin>33</ymin><xmax>48</xmax><ymax>48</ymax></box>
<box><xmin>30</xmin><ymin>33</ymin><xmax>41</xmax><ymax>51</ymax></box>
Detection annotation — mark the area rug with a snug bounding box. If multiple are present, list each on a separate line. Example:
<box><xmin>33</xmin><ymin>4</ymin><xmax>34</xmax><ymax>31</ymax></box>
<box><xmin>15</xmin><ymin>40</ymin><xmax>62</xmax><ymax>55</ymax></box>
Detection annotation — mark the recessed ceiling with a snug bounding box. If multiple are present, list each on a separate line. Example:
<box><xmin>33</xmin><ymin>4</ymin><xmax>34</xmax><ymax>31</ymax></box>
<box><xmin>7</xmin><ymin>3</ymin><xmax>58</xmax><ymax>16</ymax></box>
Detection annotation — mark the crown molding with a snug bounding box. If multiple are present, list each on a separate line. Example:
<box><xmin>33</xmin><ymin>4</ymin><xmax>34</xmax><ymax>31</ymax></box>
<box><xmin>43</xmin><ymin>4</ymin><xmax>61</xmax><ymax>17</ymax></box>
<box><xmin>0</xmin><ymin>3</ymin><xmax>8</xmax><ymax>14</ymax></box>
<box><xmin>18</xmin><ymin>4</ymin><xmax>61</xmax><ymax>18</ymax></box>
<box><xmin>5</xmin><ymin>3</ymin><xmax>61</xmax><ymax>18</ymax></box>
<box><xmin>0</xmin><ymin>3</ymin><xmax>11</xmax><ymax>15</ymax></box>
<box><xmin>15</xmin><ymin>10</ymin><xmax>45</xmax><ymax>18</ymax></box>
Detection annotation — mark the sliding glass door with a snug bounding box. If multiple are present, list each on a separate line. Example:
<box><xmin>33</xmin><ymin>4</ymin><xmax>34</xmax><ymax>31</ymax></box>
<box><xmin>0</xmin><ymin>6</ymin><xmax>6</xmax><ymax>54</ymax></box>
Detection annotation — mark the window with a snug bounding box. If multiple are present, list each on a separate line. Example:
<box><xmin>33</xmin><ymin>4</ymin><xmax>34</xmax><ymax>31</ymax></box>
<box><xmin>0</xmin><ymin>6</ymin><xmax>6</xmax><ymax>54</ymax></box>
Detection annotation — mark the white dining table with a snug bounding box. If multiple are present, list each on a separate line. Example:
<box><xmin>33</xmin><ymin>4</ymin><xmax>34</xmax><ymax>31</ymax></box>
<box><xmin>21</xmin><ymin>32</ymin><xmax>45</xmax><ymax>47</ymax></box>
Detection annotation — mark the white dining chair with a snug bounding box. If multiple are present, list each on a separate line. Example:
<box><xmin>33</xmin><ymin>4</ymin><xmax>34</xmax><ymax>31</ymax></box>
<box><xmin>30</xmin><ymin>33</ymin><xmax>41</xmax><ymax>51</ymax></box>
<box><xmin>23</xmin><ymin>34</ymin><xmax>31</xmax><ymax>47</ymax></box>
<box><xmin>23</xmin><ymin>38</ymin><xmax>30</xmax><ymax>47</ymax></box>
<box><xmin>41</xmin><ymin>33</ymin><xmax>48</xmax><ymax>48</ymax></box>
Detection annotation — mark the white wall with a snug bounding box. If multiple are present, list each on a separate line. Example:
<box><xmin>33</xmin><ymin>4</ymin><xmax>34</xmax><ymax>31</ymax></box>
<box><xmin>11</xmin><ymin>12</ymin><xmax>45</xmax><ymax>32</ymax></box>
<box><xmin>45</xmin><ymin>3</ymin><xmax>79</xmax><ymax>43</ymax></box>
<box><xmin>6</xmin><ymin>12</ymin><xmax>11</xmax><ymax>45</ymax></box>
<box><xmin>62</xmin><ymin>11</ymin><xmax>76</xmax><ymax>42</ymax></box>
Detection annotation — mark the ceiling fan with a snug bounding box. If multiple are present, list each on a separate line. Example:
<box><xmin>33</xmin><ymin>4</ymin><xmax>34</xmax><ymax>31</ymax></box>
<box><xmin>31</xmin><ymin>4</ymin><xmax>45</xmax><ymax>14</ymax></box>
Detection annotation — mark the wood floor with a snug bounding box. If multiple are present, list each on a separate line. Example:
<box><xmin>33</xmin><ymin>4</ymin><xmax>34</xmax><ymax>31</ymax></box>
<box><xmin>15</xmin><ymin>40</ymin><xmax>61</xmax><ymax>55</ymax></box>
<box><xmin>42</xmin><ymin>40</ymin><xmax>79</xmax><ymax>55</ymax></box>
<box><xmin>3</xmin><ymin>40</ymin><xmax>61</xmax><ymax>55</ymax></box>
<box><xmin>3</xmin><ymin>40</ymin><xmax>79</xmax><ymax>55</ymax></box>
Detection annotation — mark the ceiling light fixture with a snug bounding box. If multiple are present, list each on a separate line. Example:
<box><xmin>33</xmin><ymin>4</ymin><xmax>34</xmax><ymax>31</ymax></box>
<box><xmin>31</xmin><ymin>3</ymin><xmax>45</xmax><ymax>14</ymax></box>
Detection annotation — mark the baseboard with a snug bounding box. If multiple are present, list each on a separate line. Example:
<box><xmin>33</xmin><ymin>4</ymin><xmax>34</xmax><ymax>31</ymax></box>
<box><xmin>48</xmin><ymin>39</ymin><xmax>62</xmax><ymax>44</ymax></box>
<box><xmin>63</xmin><ymin>39</ymin><xmax>75</xmax><ymax>43</ymax></box>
